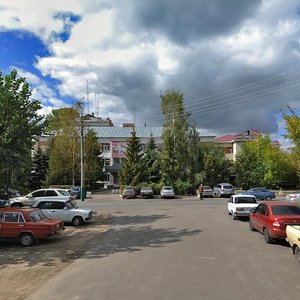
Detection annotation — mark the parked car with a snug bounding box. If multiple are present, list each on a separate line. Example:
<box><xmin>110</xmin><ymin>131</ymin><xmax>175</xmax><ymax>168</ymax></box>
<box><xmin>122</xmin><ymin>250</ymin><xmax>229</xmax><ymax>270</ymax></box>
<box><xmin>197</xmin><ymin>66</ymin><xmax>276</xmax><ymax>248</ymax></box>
<box><xmin>8</xmin><ymin>188</ymin><xmax>73</xmax><ymax>207</ymax></box>
<box><xmin>202</xmin><ymin>186</ymin><xmax>214</xmax><ymax>198</ymax></box>
<box><xmin>160</xmin><ymin>186</ymin><xmax>175</xmax><ymax>199</ymax></box>
<box><xmin>213</xmin><ymin>183</ymin><xmax>235</xmax><ymax>198</ymax></box>
<box><xmin>286</xmin><ymin>225</ymin><xmax>300</xmax><ymax>262</ymax></box>
<box><xmin>0</xmin><ymin>208</ymin><xmax>64</xmax><ymax>246</ymax></box>
<box><xmin>122</xmin><ymin>186</ymin><xmax>136</xmax><ymax>199</ymax></box>
<box><xmin>285</xmin><ymin>193</ymin><xmax>300</xmax><ymax>203</ymax></box>
<box><xmin>249</xmin><ymin>202</ymin><xmax>300</xmax><ymax>243</ymax></box>
<box><xmin>228</xmin><ymin>195</ymin><xmax>258</xmax><ymax>220</ymax></box>
<box><xmin>32</xmin><ymin>199</ymin><xmax>95</xmax><ymax>226</ymax></box>
<box><xmin>141</xmin><ymin>186</ymin><xmax>154</xmax><ymax>199</ymax></box>
<box><xmin>69</xmin><ymin>186</ymin><xmax>87</xmax><ymax>199</ymax></box>
<box><xmin>239</xmin><ymin>188</ymin><xmax>275</xmax><ymax>200</ymax></box>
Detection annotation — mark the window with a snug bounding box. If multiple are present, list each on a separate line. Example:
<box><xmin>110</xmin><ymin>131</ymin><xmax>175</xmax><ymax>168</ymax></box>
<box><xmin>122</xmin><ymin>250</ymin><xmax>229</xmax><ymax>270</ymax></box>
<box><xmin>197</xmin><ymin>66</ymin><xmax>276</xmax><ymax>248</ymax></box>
<box><xmin>51</xmin><ymin>201</ymin><xmax>66</xmax><ymax>209</ymax></box>
<box><xmin>44</xmin><ymin>190</ymin><xmax>58</xmax><ymax>197</ymax></box>
<box><xmin>260</xmin><ymin>205</ymin><xmax>268</xmax><ymax>215</ymax></box>
<box><xmin>37</xmin><ymin>201</ymin><xmax>51</xmax><ymax>209</ymax></box>
<box><xmin>4</xmin><ymin>212</ymin><xmax>24</xmax><ymax>222</ymax></box>
<box><xmin>104</xmin><ymin>159</ymin><xmax>110</xmax><ymax>166</ymax></box>
<box><xmin>101</xmin><ymin>143</ymin><xmax>110</xmax><ymax>151</ymax></box>
<box><xmin>31</xmin><ymin>190</ymin><xmax>46</xmax><ymax>197</ymax></box>
<box><xmin>272</xmin><ymin>205</ymin><xmax>300</xmax><ymax>215</ymax></box>
<box><xmin>224</xmin><ymin>147</ymin><xmax>233</xmax><ymax>154</ymax></box>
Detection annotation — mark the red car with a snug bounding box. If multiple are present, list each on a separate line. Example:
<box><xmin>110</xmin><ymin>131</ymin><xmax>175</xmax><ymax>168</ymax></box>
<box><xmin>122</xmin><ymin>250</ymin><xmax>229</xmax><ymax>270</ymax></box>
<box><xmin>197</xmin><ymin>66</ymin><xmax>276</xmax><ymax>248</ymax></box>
<box><xmin>249</xmin><ymin>202</ymin><xmax>300</xmax><ymax>243</ymax></box>
<box><xmin>0</xmin><ymin>208</ymin><xmax>64</xmax><ymax>246</ymax></box>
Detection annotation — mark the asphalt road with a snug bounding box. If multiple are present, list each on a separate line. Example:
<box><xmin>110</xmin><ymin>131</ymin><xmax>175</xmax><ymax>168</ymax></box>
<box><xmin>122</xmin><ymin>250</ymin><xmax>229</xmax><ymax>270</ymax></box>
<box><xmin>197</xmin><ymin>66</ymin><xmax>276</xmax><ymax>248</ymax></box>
<box><xmin>27</xmin><ymin>195</ymin><xmax>300</xmax><ymax>300</ymax></box>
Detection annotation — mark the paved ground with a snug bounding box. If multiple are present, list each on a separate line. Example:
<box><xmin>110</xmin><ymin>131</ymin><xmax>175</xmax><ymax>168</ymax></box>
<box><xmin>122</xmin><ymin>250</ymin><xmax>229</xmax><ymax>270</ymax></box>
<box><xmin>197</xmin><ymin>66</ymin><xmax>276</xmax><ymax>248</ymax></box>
<box><xmin>22</xmin><ymin>194</ymin><xmax>300</xmax><ymax>300</ymax></box>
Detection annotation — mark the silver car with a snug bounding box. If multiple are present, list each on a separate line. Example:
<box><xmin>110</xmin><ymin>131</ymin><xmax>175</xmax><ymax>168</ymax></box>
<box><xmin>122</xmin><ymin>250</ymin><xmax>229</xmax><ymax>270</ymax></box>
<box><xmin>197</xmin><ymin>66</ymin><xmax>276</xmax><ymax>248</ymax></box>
<box><xmin>122</xmin><ymin>186</ymin><xmax>136</xmax><ymax>199</ymax></box>
<box><xmin>32</xmin><ymin>199</ymin><xmax>94</xmax><ymax>226</ymax></box>
<box><xmin>160</xmin><ymin>186</ymin><xmax>175</xmax><ymax>199</ymax></box>
<box><xmin>213</xmin><ymin>183</ymin><xmax>235</xmax><ymax>198</ymax></box>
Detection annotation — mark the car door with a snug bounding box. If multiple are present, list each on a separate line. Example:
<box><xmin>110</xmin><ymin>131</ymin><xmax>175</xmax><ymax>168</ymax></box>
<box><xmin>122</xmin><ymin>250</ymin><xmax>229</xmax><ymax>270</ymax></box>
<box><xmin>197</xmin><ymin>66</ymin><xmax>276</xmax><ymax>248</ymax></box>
<box><xmin>228</xmin><ymin>196</ymin><xmax>234</xmax><ymax>213</ymax></box>
<box><xmin>251</xmin><ymin>204</ymin><xmax>262</xmax><ymax>230</ymax></box>
<box><xmin>255</xmin><ymin>204</ymin><xmax>269</xmax><ymax>232</ymax></box>
<box><xmin>24</xmin><ymin>190</ymin><xmax>45</xmax><ymax>206</ymax></box>
<box><xmin>0</xmin><ymin>212</ymin><xmax>26</xmax><ymax>238</ymax></box>
<box><xmin>48</xmin><ymin>201</ymin><xmax>70</xmax><ymax>222</ymax></box>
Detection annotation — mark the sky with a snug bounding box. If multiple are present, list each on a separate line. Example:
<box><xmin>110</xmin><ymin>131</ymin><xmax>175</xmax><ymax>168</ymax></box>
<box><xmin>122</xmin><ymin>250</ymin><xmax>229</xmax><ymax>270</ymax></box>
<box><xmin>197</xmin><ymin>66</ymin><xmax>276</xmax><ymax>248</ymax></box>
<box><xmin>0</xmin><ymin>0</ymin><xmax>300</xmax><ymax>149</ymax></box>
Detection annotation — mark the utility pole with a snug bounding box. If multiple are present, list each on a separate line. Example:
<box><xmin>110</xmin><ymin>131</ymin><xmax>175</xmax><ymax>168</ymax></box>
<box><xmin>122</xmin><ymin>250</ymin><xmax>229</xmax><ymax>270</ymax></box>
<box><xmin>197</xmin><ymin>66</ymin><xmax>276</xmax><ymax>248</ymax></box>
<box><xmin>76</xmin><ymin>98</ymin><xmax>85</xmax><ymax>201</ymax></box>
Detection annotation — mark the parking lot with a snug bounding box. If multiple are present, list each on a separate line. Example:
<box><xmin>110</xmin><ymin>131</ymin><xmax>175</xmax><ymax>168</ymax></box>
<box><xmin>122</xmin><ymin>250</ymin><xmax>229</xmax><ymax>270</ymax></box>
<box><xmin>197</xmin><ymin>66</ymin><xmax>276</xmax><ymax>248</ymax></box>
<box><xmin>1</xmin><ymin>194</ymin><xmax>300</xmax><ymax>300</ymax></box>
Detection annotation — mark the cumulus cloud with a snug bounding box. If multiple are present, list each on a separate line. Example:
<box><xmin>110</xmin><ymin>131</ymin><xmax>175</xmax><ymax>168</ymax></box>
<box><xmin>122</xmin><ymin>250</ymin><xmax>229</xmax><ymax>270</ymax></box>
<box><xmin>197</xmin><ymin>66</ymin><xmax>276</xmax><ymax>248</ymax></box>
<box><xmin>1</xmin><ymin>0</ymin><xmax>300</xmax><ymax>138</ymax></box>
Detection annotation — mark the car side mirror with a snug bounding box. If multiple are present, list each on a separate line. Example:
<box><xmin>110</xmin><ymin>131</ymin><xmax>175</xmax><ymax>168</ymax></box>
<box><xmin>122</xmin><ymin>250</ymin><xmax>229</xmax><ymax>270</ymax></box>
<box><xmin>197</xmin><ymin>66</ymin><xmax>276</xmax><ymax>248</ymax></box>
<box><xmin>250</xmin><ymin>208</ymin><xmax>256</xmax><ymax>213</ymax></box>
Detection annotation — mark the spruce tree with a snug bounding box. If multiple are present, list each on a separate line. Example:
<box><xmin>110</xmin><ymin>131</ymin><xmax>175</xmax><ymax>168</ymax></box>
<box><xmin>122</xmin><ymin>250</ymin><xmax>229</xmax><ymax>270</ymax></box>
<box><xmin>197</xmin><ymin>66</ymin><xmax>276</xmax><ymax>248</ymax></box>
<box><xmin>118</xmin><ymin>130</ymin><xmax>143</xmax><ymax>186</ymax></box>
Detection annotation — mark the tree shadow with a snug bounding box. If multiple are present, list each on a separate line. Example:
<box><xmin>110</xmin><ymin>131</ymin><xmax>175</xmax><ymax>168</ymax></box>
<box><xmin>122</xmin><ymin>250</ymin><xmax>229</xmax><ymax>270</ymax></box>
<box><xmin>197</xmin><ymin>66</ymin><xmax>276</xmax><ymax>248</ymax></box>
<box><xmin>0</xmin><ymin>214</ymin><xmax>201</xmax><ymax>268</ymax></box>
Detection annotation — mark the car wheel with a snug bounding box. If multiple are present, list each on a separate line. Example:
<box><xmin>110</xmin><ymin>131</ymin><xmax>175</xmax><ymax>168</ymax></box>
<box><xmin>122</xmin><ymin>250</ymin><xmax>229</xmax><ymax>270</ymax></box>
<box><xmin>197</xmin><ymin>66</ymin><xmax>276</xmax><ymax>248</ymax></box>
<box><xmin>265</xmin><ymin>196</ymin><xmax>272</xmax><ymax>201</ymax></box>
<box><xmin>295</xmin><ymin>246</ymin><xmax>300</xmax><ymax>263</ymax></box>
<box><xmin>228</xmin><ymin>210</ymin><xmax>231</xmax><ymax>215</ymax></box>
<box><xmin>11</xmin><ymin>203</ymin><xmax>23</xmax><ymax>208</ymax></box>
<box><xmin>19</xmin><ymin>233</ymin><xmax>35</xmax><ymax>247</ymax></box>
<box><xmin>249</xmin><ymin>220</ymin><xmax>256</xmax><ymax>231</ymax></box>
<box><xmin>263</xmin><ymin>228</ymin><xmax>273</xmax><ymax>244</ymax></box>
<box><xmin>72</xmin><ymin>216</ymin><xmax>83</xmax><ymax>226</ymax></box>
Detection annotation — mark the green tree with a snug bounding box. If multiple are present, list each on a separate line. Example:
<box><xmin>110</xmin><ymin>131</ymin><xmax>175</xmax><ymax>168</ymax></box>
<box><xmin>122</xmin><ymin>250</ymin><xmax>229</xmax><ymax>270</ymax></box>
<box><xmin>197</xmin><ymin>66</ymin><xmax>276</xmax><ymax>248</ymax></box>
<box><xmin>236</xmin><ymin>136</ymin><xmax>295</xmax><ymax>189</ymax></box>
<box><xmin>45</xmin><ymin>108</ymin><xmax>80</xmax><ymax>185</ymax></box>
<box><xmin>142</xmin><ymin>134</ymin><xmax>161</xmax><ymax>183</ymax></box>
<box><xmin>84</xmin><ymin>129</ymin><xmax>104</xmax><ymax>189</ymax></box>
<box><xmin>29</xmin><ymin>147</ymin><xmax>49</xmax><ymax>190</ymax></box>
<box><xmin>118</xmin><ymin>130</ymin><xmax>143</xmax><ymax>187</ymax></box>
<box><xmin>282</xmin><ymin>107</ymin><xmax>300</xmax><ymax>183</ymax></box>
<box><xmin>0</xmin><ymin>69</ymin><xmax>43</xmax><ymax>191</ymax></box>
<box><xmin>159</xmin><ymin>89</ymin><xmax>203</xmax><ymax>193</ymax></box>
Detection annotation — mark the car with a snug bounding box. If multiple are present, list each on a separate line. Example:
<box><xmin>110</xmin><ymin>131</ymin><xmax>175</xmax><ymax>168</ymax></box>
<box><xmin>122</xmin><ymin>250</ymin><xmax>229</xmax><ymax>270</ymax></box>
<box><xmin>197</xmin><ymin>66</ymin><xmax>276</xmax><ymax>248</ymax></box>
<box><xmin>32</xmin><ymin>199</ymin><xmax>95</xmax><ymax>226</ymax></box>
<box><xmin>122</xmin><ymin>186</ymin><xmax>136</xmax><ymax>199</ymax></box>
<box><xmin>160</xmin><ymin>186</ymin><xmax>175</xmax><ymax>199</ymax></box>
<box><xmin>0</xmin><ymin>199</ymin><xmax>8</xmax><ymax>208</ymax></box>
<box><xmin>69</xmin><ymin>186</ymin><xmax>87</xmax><ymax>199</ymax></box>
<box><xmin>239</xmin><ymin>188</ymin><xmax>276</xmax><ymax>200</ymax></box>
<box><xmin>286</xmin><ymin>225</ymin><xmax>300</xmax><ymax>262</ymax></box>
<box><xmin>0</xmin><ymin>207</ymin><xmax>64</xmax><ymax>246</ymax></box>
<box><xmin>141</xmin><ymin>186</ymin><xmax>154</xmax><ymax>199</ymax></box>
<box><xmin>213</xmin><ymin>183</ymin><xmax>235</xmax><ymax>198</ymax></box>
<box><xmin>202</xmin><ymin>186</ymin><xmax>213</xmax><ymax>198</ymax></box>
<box><xmin>8</xmin><ymin>188</ymin><xmax>73</xmax><ymax>207</ymax></box>
<box><xmin>249</xmin><ymin>202</ymin><xmax>300</xmax><ymax>243</ymax></box>
<box><xmin>228</xmin><ymin>195</ymin><xmax>258</xmax><ymax>220</ymax></box>
<box><xmin>285</xmin><ymin>193</ymin><xmax>300</xmax><ymax>203</ymax></box>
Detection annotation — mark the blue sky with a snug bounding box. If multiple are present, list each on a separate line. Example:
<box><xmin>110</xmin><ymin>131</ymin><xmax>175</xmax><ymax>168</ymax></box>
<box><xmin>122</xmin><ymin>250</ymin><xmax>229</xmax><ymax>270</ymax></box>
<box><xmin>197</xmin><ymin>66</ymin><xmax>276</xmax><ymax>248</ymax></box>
<box><xmin>0</xmin><ymin>0</ymin><xmax>300</xmax><ymax>149</ymax></box>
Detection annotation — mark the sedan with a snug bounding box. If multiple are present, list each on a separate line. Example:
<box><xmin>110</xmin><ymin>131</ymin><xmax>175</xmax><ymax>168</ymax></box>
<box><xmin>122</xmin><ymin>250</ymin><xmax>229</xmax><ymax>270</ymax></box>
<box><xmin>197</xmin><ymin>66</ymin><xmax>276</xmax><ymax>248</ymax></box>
<box><xmin>249</xmin><ymin>202</ymin><xmax>300</xmax><ymax>243</ymax></box>
<box><xmin>0</xmin><ymin>208</ymin><xmax>64</xmax><ymax>246</ymax></box>
<box><xmin>202</xmin><ymin>186</ymin><xmax>213</xmax><ymax>198</ymax></box>
<box><xmin>239</xmin><ymin>188</ymin><xmax>275</xmax><ymax>200</ymax></box>
<box><xmin>160</xmin><ymin>186</ymin><xmax>175</xmax><ymax>199</ymax></box>
<box><xmin>141</xmin><ymin>186</ymin><xmax>154</xmax><ymax>199</ymax></box>
<box><xmin>122</xmin><ymin>186</ymin><xmax>136</xmax><ymax>199</ymax></box>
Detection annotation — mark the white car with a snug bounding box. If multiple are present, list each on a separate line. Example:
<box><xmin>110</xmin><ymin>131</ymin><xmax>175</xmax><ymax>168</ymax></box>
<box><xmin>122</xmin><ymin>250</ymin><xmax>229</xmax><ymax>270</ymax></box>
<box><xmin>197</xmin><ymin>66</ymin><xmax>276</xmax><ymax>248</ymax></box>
<box><xmin>9</xmin><ymin>188</ymin><xmax>73</xmax><ymax>207</ymax></box>
<box><xmin>228</xmin><ymin>195</ymin><xmax>258</xmax><ymax>220</ymax></box>
<box><xmin>160</xmin><ymin>186</ymin><xmax>175</xmax><ymax>199</ymax></box>
<box><xmin>32</xmin><ymin>199</ymin><xmax>95</xmax><ymax>226</ymax></box>
<box><xmin>285</xmin><ymin>193</ymin><xmax>300</xmax><ymax>202</ymax></box>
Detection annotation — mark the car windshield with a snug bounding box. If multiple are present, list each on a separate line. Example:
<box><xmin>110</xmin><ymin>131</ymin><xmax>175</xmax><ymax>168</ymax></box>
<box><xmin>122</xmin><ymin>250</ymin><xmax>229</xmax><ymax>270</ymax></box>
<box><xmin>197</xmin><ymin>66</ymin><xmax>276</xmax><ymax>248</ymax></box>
<box><xmin>223</xmin><ymin>185</ymin><xmax>233</xmax><ymax>189</ymax></box>
<box><xmin>142</xmin><ymin>187</ymin><xmax>152</xmax><ymax>190</ymax></box>
<box><xmin>163</xmin><ymin>187</ymin><xmax>173</xmax><ymax>190</ymax></box>
<box><xmin>58</xmin><ymin>189</ymin><xmax>69</xmax><ymax>196</ymax></box>
<box><xmin>272</xmin><ymin>206</ymin><xmax>300</xmax><ymax>215</ymax></box>
<box><xmin>29</xmin><ymin>210</ymin><xmax>47</xmax><ymax>222</ymax></box>
<box><xmin>71</xmin><ymin>187</ymin><xmax>80</xmax><ymax>192</ymax></box>
<box><xmin>66</xmin><ymin>201</ymin><xmax>77</xmax><ymax>209</ymax></box>
<box><xmin>235</xmin><ymin>197</ymin><xmax>256</xmax><ymax>204</ymax></box>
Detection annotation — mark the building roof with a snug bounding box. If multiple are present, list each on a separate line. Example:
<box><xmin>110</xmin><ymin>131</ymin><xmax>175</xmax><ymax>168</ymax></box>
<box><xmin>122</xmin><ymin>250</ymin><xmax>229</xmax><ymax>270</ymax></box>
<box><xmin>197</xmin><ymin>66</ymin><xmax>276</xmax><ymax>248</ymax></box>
<box><xmin>90</xmin><ymin>126</ymin><xmax>164</xmax><ymax>138</ymax></box>
<box><xmin>216</xmin><ymin>130</ymin><xmax>262</xmax><ymax>143</ymax></box>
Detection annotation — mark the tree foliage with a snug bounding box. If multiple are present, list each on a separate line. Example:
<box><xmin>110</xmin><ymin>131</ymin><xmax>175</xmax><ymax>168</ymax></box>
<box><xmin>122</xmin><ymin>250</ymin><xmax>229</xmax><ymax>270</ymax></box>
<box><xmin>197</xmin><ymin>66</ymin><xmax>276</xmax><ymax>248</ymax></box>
<box><xmin>84</xmin><ymin>129</ymin><xmax>104</xmax><ymax>189</ymax></box>
<box><xmin>0</xmin><ymin>69</ymin><xmax>43</xmax><ymax>191</ymax></box>
<box><xmin>118</xmin><ymin>130</ymin><xmax>143</xmax><ymax>186</ymax></box>
<box><xmin>29</xmin><ymin>147</ymin><xmax>49</xmax><ymax>190</ymax></box>
<box><xmin>236</xmin><ymin>136</ymin><xmax>296</xmax><ymax>189</ymax></box>
<box><xmin>160</xmin><ymin>89</ymin><xmax>199</xmax><ymax>186</ymax></box>
<box><xmin>45</xmin><ymin>108</ymin><xmax>80</xmax><ymax>185</ymax></box>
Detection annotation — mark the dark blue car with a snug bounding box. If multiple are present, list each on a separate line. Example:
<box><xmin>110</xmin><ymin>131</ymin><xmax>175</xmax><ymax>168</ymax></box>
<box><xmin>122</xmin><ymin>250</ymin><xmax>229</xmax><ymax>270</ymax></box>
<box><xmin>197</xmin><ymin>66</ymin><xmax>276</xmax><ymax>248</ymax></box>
<box><xmin>239</xmin><ymin>188</ymin><xmax>275</xmax><ymax>200</ymax></box>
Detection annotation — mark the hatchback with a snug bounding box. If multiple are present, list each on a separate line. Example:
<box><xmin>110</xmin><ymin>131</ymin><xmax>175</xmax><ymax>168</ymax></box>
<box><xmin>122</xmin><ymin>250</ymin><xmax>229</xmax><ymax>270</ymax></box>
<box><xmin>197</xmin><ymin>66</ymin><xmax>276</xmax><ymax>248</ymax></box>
<box><xmin>213</xmin><ymin>183</ymin><xmax>235</xmax><ymax>198</ymax></box>
<box><xmin>122</xmin><ymin>186</ymin><xmax>136</xmax><ymax>199</ymax></box>
<box><xmin>141</xmin><ymin>186</ymin><xmax>154</xmax><ymax>199</ymax></box>
<box><xmin>249</xmin><ymin>202</ymin><xmax>300</xmax><ymax>243</ymax></box>
<box><xmin>160</xmin><ymin>186</ymin><xmax>175</xmax><ymax>199</ymax></box>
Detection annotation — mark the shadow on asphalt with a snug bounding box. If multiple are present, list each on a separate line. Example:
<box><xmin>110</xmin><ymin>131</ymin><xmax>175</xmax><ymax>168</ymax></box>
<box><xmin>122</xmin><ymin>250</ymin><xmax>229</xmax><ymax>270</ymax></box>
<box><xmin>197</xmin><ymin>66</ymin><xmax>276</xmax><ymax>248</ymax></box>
<box><xmin>0</xmin><ymin>214</ymin><xmax>201</xmax><ymax>267</ymax></box>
